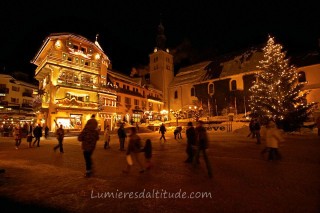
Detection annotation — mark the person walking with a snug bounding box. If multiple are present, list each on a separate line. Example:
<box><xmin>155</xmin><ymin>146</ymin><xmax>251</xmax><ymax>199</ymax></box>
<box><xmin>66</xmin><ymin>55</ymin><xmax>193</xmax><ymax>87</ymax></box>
<box><xmin>264</xmin><ymin>121</ymin><xmax>283</xmax><ymax>161</ymax></box>
<box><xmin>142</xmin><ymin>139</ymin><xmax>152</xmax><ymax>170</ymax></box>
<box><xmin>193</xmin><ymin>121</ymin><xmax>212</xmax><ymax>178</ymax></box>
<box><xmin>103</xmin><ymin>125</ymin><xmax>111</xmax><ymax>149</ymax></box>
<box><xmin>32</xmin><ymin>124</ymin><xmax>43</xmax><ymax>147</ymax></box>
<box><xmin>253</xmin><ymin>118</ymin><xmax>261</xmax><ymax>144</ymax></box>
<box><xmin>247</xmin><ymin>118</ymin><xmax>256</xmax><ymax>138</ymax></box>
<box><xmin>185</xmin><ymin>122</ymin><xmax>196</xmax><ymax>163</ymax></box>
<box><xmin>13</xmin><ymin>125</ymin><xmax>22</xmax><ymax>149</ymax></box>
<box><xmin>159</xmin><ymin>123</ymin><xmax>167</xmax><ymax>142</ymax></box>
<box><xmin>54</xmin><ymin>125</ymin><xmax>64</xmax><ymax>153</ymax></box>
<box><xmin>78</xmin><ymin>116</ymin><xmax>100</xmax><ymax>178</ymax></box>
<box><xmin>123</xmin><ymin>127</ymin><xmax>144</xmax><ymax>174</ymax></box>
<box><xmin>44</xmin><ymin>126</ymin><xmax>49</xmax><ymax>139</ymax></box>
<box><xmin>117</xmin><ymin>123</ymin><xmax>127</xmax><ymax>151</ymax></box>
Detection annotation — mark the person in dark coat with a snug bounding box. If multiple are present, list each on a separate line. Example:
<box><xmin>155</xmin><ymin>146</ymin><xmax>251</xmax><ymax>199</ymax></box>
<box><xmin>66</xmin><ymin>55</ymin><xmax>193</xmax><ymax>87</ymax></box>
<box><xmin>123</xmin><ymin>127</ymin><xmax>144</xmax><ymax>173</ymax></box>
<box><xmin>247</xmin><ymin>118</ymin><xmax>256</xmax><ymax>138</ymax></box>
<box><xmin>185</xmin><ymin>122</ymin><xmax>196</xmax><ymax>163</ymax></box>
<box><xmin>78</xmin><ymin>116</ymin><xmax>99</xmax><ymax>177</ymax></box>
<box><xmin>54</xmin><ymin>125</ymin><xmax>64</xmax><ymax>153</ymax></box>
<box><xmin>142</xmin><ymin>139</ymin><xmax>152</xmax><ymax>170</ymax></box>
<box><xmin>193</xmin><ymin>121</ymin><xmax>212</xmax><ymax>178</ymax></box>
<box><xmin>159</xmin><ymin>123</ymin><xmax>166</xmax><ymax>142</ymax></box>
<box><xmin>253</xmin><ymin>118</ymin><xmax>261</xmax><ymax>144</ymax></box>
<box><xmin>117</xmin><ymin>123</ymin><xmax>127</xmax><ymax>151</ymax></box>
<box><xmin>32</xmin><ymin>124</ymin><xmax>43</xmax><ymax>147</ymax></box>
<box><xmin>44</xmin><ymin>126</ymin><xmax>49</xmax><ymax>139</ymax></box>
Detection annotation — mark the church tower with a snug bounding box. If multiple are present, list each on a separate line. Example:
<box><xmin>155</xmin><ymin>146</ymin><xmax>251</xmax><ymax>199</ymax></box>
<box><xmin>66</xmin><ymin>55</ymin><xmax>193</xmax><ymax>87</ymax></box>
<box><xmin>149</xmin><ymin>22</ymin><xmax>174</xmax><ymax>109</ymax></box>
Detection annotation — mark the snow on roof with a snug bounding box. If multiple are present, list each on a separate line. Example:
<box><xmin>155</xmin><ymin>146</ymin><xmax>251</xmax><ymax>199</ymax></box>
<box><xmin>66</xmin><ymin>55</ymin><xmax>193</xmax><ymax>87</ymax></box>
<box><xmin>171</xmin><ymin>62</ymin><xmax>211</xmax><ymax>86</ymax></box>
<box><xmin>176</xmin><ymin>61</ymin><xmax>212</xmax><ymax>76</ymax></box>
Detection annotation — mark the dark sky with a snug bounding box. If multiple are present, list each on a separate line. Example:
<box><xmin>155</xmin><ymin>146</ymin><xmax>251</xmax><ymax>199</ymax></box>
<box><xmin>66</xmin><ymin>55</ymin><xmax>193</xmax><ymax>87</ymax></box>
<box><xmin>0</xmin><ymin>1</ymin><xmax>319</xmax><ymax>82</ymax></box>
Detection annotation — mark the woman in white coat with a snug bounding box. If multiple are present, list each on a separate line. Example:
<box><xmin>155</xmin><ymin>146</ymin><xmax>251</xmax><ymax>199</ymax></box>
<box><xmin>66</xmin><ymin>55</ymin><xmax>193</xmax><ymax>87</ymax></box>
<box><xmin>265</xmin><ymin>121</ymin><xmax>283</xmax><ymax>161</ymax></box>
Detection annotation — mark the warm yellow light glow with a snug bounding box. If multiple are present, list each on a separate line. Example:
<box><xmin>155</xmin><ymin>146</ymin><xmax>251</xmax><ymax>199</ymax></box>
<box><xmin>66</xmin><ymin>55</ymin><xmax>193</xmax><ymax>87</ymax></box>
<box><xmin>95</xmin><ymin>53</ymin><xmax>101</xmax><ymax>60</ymax></box>
<box><xmin>55</xmin><ymin>40</ymin><xmax>62</xmax><ymax>49</ymax></box>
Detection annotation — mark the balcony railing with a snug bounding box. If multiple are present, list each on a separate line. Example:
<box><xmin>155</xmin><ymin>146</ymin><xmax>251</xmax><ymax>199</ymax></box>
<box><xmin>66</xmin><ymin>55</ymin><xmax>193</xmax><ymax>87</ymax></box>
<box><xmin>0</xmin><ymin>88</ymin><xmax>9</xmax><ymax>94</ymax></box>
<box><xmin>22</xmin><ymin>92</ymin><xmax>33</xmax><ymax>97</ymax></box>
<box><xmin>147</xmin><ymin>95</ymin><xmax>162</xmax><ymax>101</ymax></box>
<box><xmin>36</xmin><ymin>52</ymin><xmax>100</xmax><ymax>74</ymax></box>
<box><xmin>116</xmin><ymin>88</ymin><xmax>143</xmax><ymax>97</ymax></box>
<box><xmin>22</xmin><ymin>103</ymin><xmax>33</xmax><ymax>108</ymax></box>
<box><xmin>0</xmin><ymin>101</ymin><xmax>8</xmax><ymax>106</ymax></box>
<box><xmin>56</xmin><ymin>97</ymin><xmax>99</xmax><ymax>109</ymax></box>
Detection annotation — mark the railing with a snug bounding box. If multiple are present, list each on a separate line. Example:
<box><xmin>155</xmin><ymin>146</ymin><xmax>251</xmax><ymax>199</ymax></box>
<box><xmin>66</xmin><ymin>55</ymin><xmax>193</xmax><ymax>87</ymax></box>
<box><xmin>0</xmin><ymin>88</ymin><xmax>9</xmax><ymax>94</ymax></box>
<box><xmin>56</xmin><ymin>97</ymin><xmax>99</xmax><ymax>109</ymax></box>
<box><xmin>147</xmin><ymin>95</ymin><xmax>162</xmax><ymax>101</ymax></box>
<box><xmin>37</xmin><ymin>52</ymin><xmax>100</xmax><ymax>74</ymax></box>
<box><xmin>0</xmin><ymin>101</ymin><xmax>8</xmax><ymax>106</ymax></box>
<box><xmin>22</xmin><ymin>92</ymin><xmax>33</xmax><ymax>97</ymax></box>
<box><xmin>116</xmin><ymin>88</ymin><xmax>143</xmax><ymax>97</ymax></box>
<box><xmin>21</xmin><ymin>103</ymin><xmax>32</xmax><ymax>108</ymax></box>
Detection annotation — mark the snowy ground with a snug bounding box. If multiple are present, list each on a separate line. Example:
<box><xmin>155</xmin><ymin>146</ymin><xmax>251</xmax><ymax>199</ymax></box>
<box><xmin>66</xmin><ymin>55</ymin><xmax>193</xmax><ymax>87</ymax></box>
<box><xmin>0</xmin><ymin>131</ymin><xmax>319</xmax><ymax>213</ymax></box>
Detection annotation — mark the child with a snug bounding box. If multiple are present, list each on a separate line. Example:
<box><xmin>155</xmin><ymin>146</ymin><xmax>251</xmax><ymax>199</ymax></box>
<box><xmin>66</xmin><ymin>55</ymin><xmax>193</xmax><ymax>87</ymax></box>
<box><xmin>104</xmin><ymin>125</ymin><xmax>111</xmax><ymax>149</ymax></box>
<box><xmin>143</xmin><ymin>139</ymin><xmax>152</xmax><ymax>170</ymax></box>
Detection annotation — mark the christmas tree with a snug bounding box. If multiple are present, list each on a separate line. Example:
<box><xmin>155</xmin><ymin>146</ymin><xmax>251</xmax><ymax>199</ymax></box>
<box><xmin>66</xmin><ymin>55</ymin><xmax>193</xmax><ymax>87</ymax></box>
<box><xmin>249</xmin><ymin>36</ymin><xmax>315</xmax><ymax>131</ymax></box>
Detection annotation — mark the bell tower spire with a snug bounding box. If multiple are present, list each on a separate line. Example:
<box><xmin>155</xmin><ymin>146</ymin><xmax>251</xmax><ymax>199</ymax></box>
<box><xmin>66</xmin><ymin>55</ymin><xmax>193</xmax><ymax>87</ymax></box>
<box><xmin>149</xmin><ymin>19</ymin><xmax>173</xmax><ymax>110</ymax></box>
<box><xmin>156</xmin><ymin>19</ymin><xmax>167</xmax><ymax>51</ymax></box>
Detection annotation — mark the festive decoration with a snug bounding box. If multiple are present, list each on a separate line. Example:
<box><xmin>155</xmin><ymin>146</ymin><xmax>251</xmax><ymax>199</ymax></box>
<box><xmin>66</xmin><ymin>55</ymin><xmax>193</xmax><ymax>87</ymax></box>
<box><xmin>32</xmin><ymin>95</ymin><xmax>42</xmax><ymax>111</ymax></box>
<box><xmin>249</xmin><ymin>36</ymin><xmax>315</xmax><ymax>131</ymax></box>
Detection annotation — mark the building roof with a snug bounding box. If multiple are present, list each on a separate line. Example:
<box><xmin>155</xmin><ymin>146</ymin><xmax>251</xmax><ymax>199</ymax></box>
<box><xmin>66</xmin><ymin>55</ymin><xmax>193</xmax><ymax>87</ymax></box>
<box><xmin>170</xmin><ymin>61</ymin><xmax>212</xmax><ymax>86</ymax></box>
<box><xmin>31</xmin><ymin>33</ymin><xmax>109</xmax><ymax>65</ymax></box>
<box><xmin>0</xmin><ymin>74</ymin><xmax>38</xmax><ymax>88</ymax></box>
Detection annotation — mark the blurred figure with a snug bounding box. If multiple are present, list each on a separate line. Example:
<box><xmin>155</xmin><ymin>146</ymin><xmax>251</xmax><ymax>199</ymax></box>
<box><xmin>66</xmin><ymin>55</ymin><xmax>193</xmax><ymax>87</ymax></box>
<box><xmin>123</xmin><ymin>127</ymin><xmax>144</xmax><ymax>174</ymax></box>
<box><xmin>117</xmin><ymin>123</ymin><xmax>127</xmax><ymax>151</ymax></box>
<box><xmin>103</xmin><ymin>125</ymin><xmax>111</xmax><ymax>149</ymax></box>
<box><xmin>253</xmin><ymin>118</ymin><xmax>261</xmax><ymax>144</ymax></box>
<box><xmin>159</xmin><ymin>123</ymin><xmax>166</xmax><ymax>142</ymax></box>
<box><xmin>78</xmin><ymin>116</ymin><xmax>100</xmax><ymax>178</ymax></box>
<box><xmin>54</xmin><ymin>125</ymin><xmax>64</xmax><ymax>153</ymax></box>
<box><xmin>263</xmin><ymin>121</ymin><xmax>283</xmax><ymax>161</ymax></box>
<box><xmin>247</xmin><ymin>118</ymin><xmax>256</xmax><ymax>138</ymax></box>
<box><xmin>32</xmin><ymin>124</ymin><xmax>43</xmax><ymax>147</ymax></box>
<box><xmin>13</xmin><ymin>124</ymin><xmax>22</xmax><ymax>149</ymax></box>
<box><xmin>193</xmin><ymin>121</ymin><xmax>212</xmax><ymax>178</ymax></box>
<box><xmin>185</xmin><ymin>122</ymin><xmax>196</xmax><ymax>163</ymax></box>
<box><xmin>174</xmin><ymin>126</ymin><xmax>182</xmax><ymax>139</ymax></box>
<box><xmin>44</xmin><ymin>125</ymin><xmax>49</xmax><ymax>139</ymax></box>
<box><xmin>142</xmin><ymin>139</ymin><xmax>153</xmax><ymax>170</ymax></box>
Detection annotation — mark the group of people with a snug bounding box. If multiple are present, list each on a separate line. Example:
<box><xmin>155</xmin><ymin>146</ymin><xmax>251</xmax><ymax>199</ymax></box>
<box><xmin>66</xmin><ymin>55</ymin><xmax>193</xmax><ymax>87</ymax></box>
<box><xmin>13</xmin><ymin>123</ymin><xmax>49</xmax><ymax>149</ymax></box>
<box><xmin>78</xmin><ymin>115</ymin><xmax>152</xmax><ymax>177</ymax></box>
<box><xmin>248</xmin><ymin>117</ymin><xmax>284</xmax><ymax>161</ymax></box>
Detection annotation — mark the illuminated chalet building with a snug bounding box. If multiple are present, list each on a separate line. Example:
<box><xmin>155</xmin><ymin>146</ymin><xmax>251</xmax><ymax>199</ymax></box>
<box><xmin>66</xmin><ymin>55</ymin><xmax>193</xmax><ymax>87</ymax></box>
<box><xmin>107</xmin><ymin>70</ymin><xmax>164</xmax><ymax>123</ymax></box>
<box><xmin>31</xmin><ymin>33</ymin><xmax>117</xmax><ymax>132</ymax></box>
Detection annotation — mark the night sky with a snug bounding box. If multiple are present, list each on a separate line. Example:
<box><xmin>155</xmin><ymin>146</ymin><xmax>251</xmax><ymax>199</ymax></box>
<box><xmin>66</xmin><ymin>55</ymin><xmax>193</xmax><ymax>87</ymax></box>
<box><xmin>0</xmin><ymin>1</ymin><xmax>319</xmax><ymax>83</ymax></box>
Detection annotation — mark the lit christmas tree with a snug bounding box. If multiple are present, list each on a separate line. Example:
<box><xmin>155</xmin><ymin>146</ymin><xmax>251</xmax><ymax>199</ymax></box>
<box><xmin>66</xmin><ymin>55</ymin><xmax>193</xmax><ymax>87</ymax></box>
<box><xmin>250</xmin><ymin>36</ymin><xmax>315</xmax><ymax>131</ymax></box>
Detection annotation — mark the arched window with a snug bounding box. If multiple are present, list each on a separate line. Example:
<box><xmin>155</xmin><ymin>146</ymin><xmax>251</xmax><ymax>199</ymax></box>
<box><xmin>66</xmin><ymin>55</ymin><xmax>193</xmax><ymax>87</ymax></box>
<box><xmin>208</xmin><ymin>83</ymin><xmax>214</xmax><ymax>94</ymax></box>
<box><xmin>174</xmin><ymin>91</ymin><xmax>178</xmax><ymax>99</ymax></box>
<box><xmin>298</xmin><ymin>71</ymin><xmax>306</xmax><ymax>82</ymax></box>
<box><xmin>191</xmin><ymin>87</ymin><xmax>195</xmax><ymax>96</ymax></box>
<box><xmin>231</xmin><ymin>80</ymin><xmax>237</xmax><ymax>91</ymax></box>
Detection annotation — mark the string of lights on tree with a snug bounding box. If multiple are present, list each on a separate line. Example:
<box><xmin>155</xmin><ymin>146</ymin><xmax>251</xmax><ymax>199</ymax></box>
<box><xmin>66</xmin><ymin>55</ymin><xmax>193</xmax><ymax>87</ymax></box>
<box><xmin>249</xmin><ymin>36</ymin><xmax>315</xmax><ymax>131</ymax></box>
